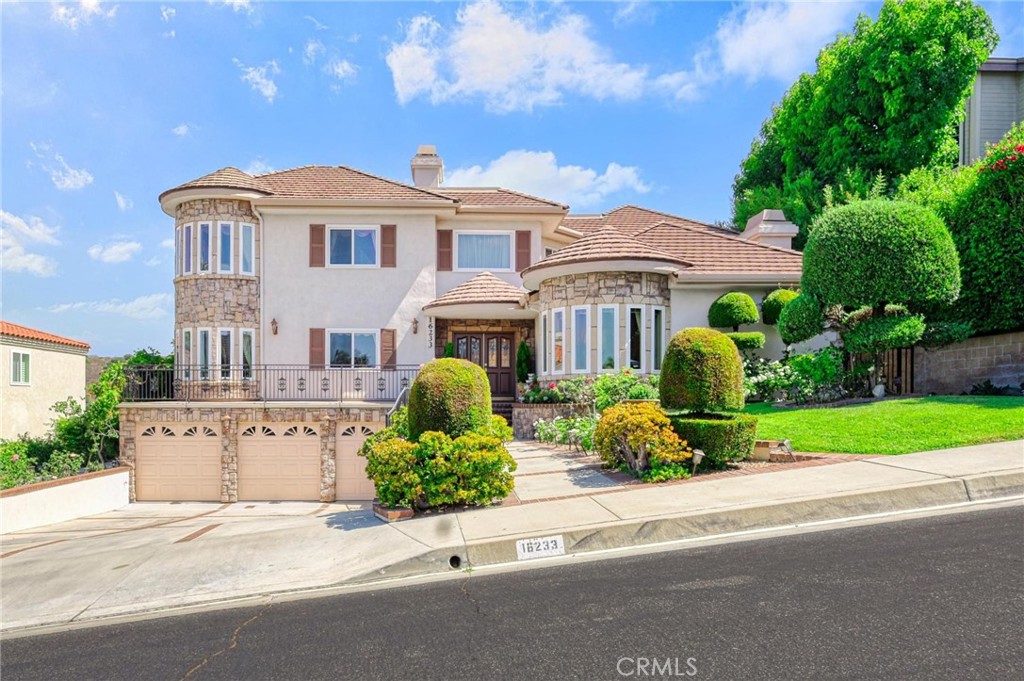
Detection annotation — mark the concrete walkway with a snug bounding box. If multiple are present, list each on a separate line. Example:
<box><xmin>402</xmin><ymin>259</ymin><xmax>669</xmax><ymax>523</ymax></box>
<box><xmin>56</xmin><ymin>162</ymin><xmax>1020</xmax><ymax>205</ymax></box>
<box><xmin>2</xmin><ymin>440</ymin><xmax>1021</xmax><ymax>633</ymax></box>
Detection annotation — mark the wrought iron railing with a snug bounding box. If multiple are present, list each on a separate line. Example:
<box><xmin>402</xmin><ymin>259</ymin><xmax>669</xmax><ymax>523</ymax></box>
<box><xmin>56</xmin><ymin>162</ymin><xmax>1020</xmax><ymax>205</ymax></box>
<box><xmin>123</xmin><ymin>364</ymin><xmax>421</xmax><ymax>403</ymax></box>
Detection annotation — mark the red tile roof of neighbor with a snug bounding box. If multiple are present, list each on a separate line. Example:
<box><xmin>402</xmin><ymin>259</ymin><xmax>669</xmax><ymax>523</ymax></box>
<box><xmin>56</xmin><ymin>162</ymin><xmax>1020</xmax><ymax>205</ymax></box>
<box><xmin>424</xmin><ymin>272</ymin><xmax>528</xmax><ymax>309</ymax></box>
<box><xmin>0</xmin><ymin>321</ymin><xmax>90</xmax><ymax>350</ymax></box>
<box><xmin>522</xmin><ymin>227</ymin><xmax>692</xmax><ymax>276</ymax></box>
<box><xmin>561</xmin><ymin>205</ymin><xmax>721</xmax><ymax>236</ymax></box>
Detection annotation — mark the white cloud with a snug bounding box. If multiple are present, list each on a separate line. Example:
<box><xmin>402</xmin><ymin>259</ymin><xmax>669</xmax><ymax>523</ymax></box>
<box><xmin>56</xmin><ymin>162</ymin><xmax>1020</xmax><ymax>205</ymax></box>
<box><xmin>30</xmin><ymin>142</ymin><xmax>94</xmax><ymax>190</ymax></box>
<box><xmin>304</xmin><ymin>15</ymin><xmax>329</xmax><ymax>31</ymax></box>
<box><xmin>323</xmin><ymin>58</ymin><xmax>357</xmax><ymax>84</ymax></box>
<box><xmin>243</xmin><ymin>158</ymin><xmax>274</xmax><ymax>175</ymax></box>
<box><xmin>446</xmin><ymin>150</ymin><xmax>650</xmax><ymax>208</ymax></box>
<box><xmin>87</xmin><ymin>240</ymin><xmax>142</xmax><ymax>263</ymax></box>
<box><xmin>613</xmin><ymin>1</ymin><xmax>657</xmax><ymax>27</ymax></box>
<box><xmin>51</xmin><ymin>1</ymin><xmax>118</xmax><ymax>31</ymax></box>
<box><xmin>713</xmin><ymin>2</ymin><xmax>863</xmax><ymax>82</ymax></box>
<box><xmin>159</xmin><ymin>237</ymin><xmax>176</xmax><ymax>250</ymax></box>
<box><xmin>0</xmin><ymin>210</ymin><xmax>60</xmax><ymax>277</ymax></box>
<box><xmin>386</xmin><ymin>0</ymin><xmax>648</xmax><ymax>113</ymax></box>
<box><xmin>160</xmin><ymin>6</ymin><xmax>175</xmax><ymax>23</ymax></box>
<box><xmin>163</xmin><ymin>30</ymin><xmax>176</xmax><ymax>39</ymax></box>
<box><xmin>233</xmin><ymin>58</ymin><xmax>281</xmax><ymax>103</ymax></box>
<box><xmin>49</xmin><ymin>293</ymin><xmax>173</xmax><ymax>320</ymax></box>
<box><xmin>114</xmin><ymin>191</ymin><xmax>132</xmax><ymax>212</ymax></box>
<box><xmin>171</xmin><ymin>123</ymin><xmax>190</xmax><ymax>137</ymax></box>
<box><xmin>303</xmin><ymin>38</ymin><xmax>325</xmax><ymax>65</ymax></box>
<box><xmin>219</xmin><ymin>0</ymin><xmax>252</xmax><ymax>15</ymax></box>
<box><xmin>144</xmin><ymin>256</ymin><xmax>162</xmax><ymax>267</ymax></box>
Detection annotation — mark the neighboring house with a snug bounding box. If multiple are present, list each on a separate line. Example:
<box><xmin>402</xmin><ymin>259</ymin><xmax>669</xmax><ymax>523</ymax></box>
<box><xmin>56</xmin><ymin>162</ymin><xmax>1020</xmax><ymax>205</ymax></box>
<box><xmin>1</xmin><ymin>321</ymin><xmax>90</xmax><ymax>440</ymax></box>
<box><xmin>119</xmin><ymin>146</ymin><xmax>803</xmax><ymax>504</ymax></box>
<box><xmin>959</xmin><ymin>57</ymin><xmax>1024</xmax><ymax>165</ymax></box>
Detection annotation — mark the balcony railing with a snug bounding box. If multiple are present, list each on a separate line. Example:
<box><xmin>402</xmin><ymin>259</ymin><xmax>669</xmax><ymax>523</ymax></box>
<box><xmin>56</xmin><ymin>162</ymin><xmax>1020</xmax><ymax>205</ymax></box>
<box><xmin>123</xmin><ymin>364</ymin><xmax>421</xmax><ymax>403</ymax></box>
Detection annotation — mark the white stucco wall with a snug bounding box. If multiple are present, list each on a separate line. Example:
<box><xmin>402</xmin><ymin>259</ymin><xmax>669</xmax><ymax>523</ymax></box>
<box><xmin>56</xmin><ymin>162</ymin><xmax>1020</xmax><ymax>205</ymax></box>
<box><xmin>0</xmin><ymin>469</ymin><xmax>129</xmax><ymax>534</ymax></box>
<box><xmin>0</xmin><ymin>339</ymin><xmax>87</xmax><ymax>440</ymax></box>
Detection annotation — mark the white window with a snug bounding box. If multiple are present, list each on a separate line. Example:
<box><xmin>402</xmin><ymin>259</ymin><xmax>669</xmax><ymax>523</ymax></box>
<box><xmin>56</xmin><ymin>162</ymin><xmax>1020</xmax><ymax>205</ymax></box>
<box><xmin>218</xmin><ymin>329</ymin><xmax>233</xmax><ymax>378</ymax></box>
<box><xmin>218</xmin><ymin>222</ymin><xmax>233</xmax><ymax>273</ymax></box>
<box><xmin>10</xmin><ymin>351</ymin><xmax>30</xmax><ymax>385</ymax></box>
<box><xmin>551</xmin><ymin>308</ymin><xmax>565</xmax><ymax>375</ymax></box>
<box><xmin>627</xmin><ymin>306</ymin><xmax>644</xmax><ymax>372</ymax></box>
<box><xmin>329</xmin><ymin>226</ymin><xmax>379</xmax><ymax>267</ymax></box>
<box><xmin>183</xmin><ymin>224</ymin><xmax>193</xmax><ymax>274</ymax></box>
<box><xmin>328</xmin><ymin>330</ymin><xmax>378</xmax><ymax>367</ymax></box>
<box><xmin>174</xmin><ymin>226</ymin><xmax>181</xmax><ymax>277</ymax></box>
<box><xmin>182</xmin><ymin>329</ymin><xmax>192</xmax><ymax>379</ymax></box>
<box><xmin>240</xmin><ymin>329</ymin><xmax>255</xmax><ymax>379</ymax></box>
<box><xmin>571</xmin><ymin>306</ymin><xmax>590</xmax><ymax>374</ymax></box>
<box><xmin>653</xmin><ymin>307</ymin><xmax>666</xmax><ymax>372</ymax></box>
<box><xmin>598</xmin><ymin>305</ymin><xmax>618</xmax><ymax>372</ymax></box>
<box><xmin>541</xmin><ymin>312</ymin><xmax>548</xmax><ymax>374</ymax></box>
<box><xmin>198</xmin><ymin>222</ymin><xmax>211</xmax><ymax>273</ymax></box>
<box><xmin>198</xmin><ymin>328</ymin><xmax>211</xmax><ymax>378</ymax></box>
<box><xmin>239</xmin><ymin>223</ymin><xmax>255</xmax><ymax>275</ymax></box>
<box><xmin>455</xmin><ymin>231</ymin><xmax>513</xmax><ymax>271</ymax></box>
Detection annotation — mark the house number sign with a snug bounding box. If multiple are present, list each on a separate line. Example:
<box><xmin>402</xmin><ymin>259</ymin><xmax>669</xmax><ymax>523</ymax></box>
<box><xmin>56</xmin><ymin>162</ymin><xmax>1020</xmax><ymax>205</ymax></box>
<box><xmin>515</xmin><ymin>535</ymin><xmax>566</xmax><ymax>560</ymax></box>
<box><xmin>427</xmin><ymin>318</ymin><xmax>433</xmax><ymax>349</ymax></box>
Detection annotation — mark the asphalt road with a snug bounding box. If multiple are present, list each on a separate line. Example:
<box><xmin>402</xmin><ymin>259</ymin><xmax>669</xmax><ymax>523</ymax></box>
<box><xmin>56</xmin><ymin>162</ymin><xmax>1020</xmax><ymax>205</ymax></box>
<box><xmin>3</xmin><ymin>505</ymin><xmax>1022</xmax><ymax>681</ymax></box>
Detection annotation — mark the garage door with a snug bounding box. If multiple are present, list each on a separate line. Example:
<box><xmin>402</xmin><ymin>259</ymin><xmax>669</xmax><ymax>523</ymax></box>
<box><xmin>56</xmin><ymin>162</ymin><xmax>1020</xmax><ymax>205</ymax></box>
<box><xmin>238</xmin><ymin>424</ymin><xmax>321</xmax><ymax>501</ymax></box>
<box><xmin>136</xmin><ymin>424</ymin><xmax>221</xmax><ymax>501</ymax></box>
<box><xmin>336</xmin><ymin>423</ymin><xmax>379</xmax><ymax>501</ymax></box>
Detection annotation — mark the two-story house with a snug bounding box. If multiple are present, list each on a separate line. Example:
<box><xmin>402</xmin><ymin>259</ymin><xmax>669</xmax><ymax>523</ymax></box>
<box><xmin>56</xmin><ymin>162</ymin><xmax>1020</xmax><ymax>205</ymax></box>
<box><xmin>119</xmin><ymin>146</ymin><xmax>802</xmax><ymax>504</ymax></box>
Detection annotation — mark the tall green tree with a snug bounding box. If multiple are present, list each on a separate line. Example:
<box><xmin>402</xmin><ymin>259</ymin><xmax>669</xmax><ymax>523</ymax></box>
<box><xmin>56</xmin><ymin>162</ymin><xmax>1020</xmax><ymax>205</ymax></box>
<box><xmin>732</xmin><ymin>0</ymin><xmax>997</xmax><ymax>246</ymax></box>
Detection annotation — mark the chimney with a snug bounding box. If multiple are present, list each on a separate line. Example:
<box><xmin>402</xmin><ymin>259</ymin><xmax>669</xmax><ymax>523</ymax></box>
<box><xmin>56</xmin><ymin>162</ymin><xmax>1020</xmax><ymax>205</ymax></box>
<box><xmin>411</xmin><ymin>145</ymin><xmax>444</xmax><ymax>188</ymax></box>
<box><xmin>741</xmin><ymin>209</ymin><xmax>799</xmax><ymax>250</ymax></box>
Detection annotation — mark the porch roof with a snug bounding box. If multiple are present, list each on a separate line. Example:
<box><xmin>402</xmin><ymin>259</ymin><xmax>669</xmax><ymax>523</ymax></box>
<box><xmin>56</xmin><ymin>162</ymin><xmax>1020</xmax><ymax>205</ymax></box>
<box><xmin>423</xmin><ymin>272</ymin><xmax>532</xmax><ymax>319</ymax></box>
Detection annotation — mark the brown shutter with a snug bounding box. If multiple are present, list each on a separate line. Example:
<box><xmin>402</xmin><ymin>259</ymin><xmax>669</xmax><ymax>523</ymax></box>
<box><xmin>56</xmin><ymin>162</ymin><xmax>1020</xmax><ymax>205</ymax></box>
<box><xmin>381</xmin><ymin>225</ymin><xmax>397</xmax><ymax>268</ymax></box>
<box><xmin>437</xmin><ymin>230</ymin><xmax>452</xmax><ymax>271</ymax></box>
<box><xmin>309</xmin><ymin>224</ymin><xmax>325</xmax><ymax>267</ymax></box>
<box><xmin>309</xmin><ymin>328</ymin><xmax>325</xmax><ymax>368</ymax></box>
<box><xmin>515</xmin><ymin>230</ymin><xmax>531</xmax><ymax>272</ymax></box>
<box><xmin>380</xmin><ymin>328</ymin><xmax>396</xmax><ymax>369</ymax></box>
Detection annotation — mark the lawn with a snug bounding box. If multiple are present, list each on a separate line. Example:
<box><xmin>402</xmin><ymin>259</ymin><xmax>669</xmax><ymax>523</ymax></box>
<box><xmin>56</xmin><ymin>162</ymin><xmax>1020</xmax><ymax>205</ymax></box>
<box><xmin>743</xmin><ymin>396</ymin><xmax>1024</xmax><ymax>455</ymax></box>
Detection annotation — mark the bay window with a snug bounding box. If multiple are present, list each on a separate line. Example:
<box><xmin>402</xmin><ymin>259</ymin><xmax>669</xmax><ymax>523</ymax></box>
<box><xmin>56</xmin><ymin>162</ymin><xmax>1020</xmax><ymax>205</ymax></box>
<box><xmin>653</xmin><ymin>307</ymin><xmax>666</xmax><ymax>372</ymax></box>
<box><xmin>183</xmin><ymin>224</ymin><xmax>193</xmax><ymax>274</ymax></box>
<box><xmin>598</xmin><ymin>305</ymin><xmax>618</xmax><ymax>371</ymax></box>
<box><xmin>218</xmin><ymin>222</ymin><xmax>233</xmax><ymax>273</ymax></box>
<box><xmin>198</xmin><ymin>223</ymin><xmax>211</xmax><ymax>273</ymax></box>
<box><xmin>627</xmin><ymin>306</ymin><xmax>644</xmax><ymax>371</ymax></box>
<box><xmin>551</xmin><ymin>309</ymin><xmax>565</xmax><ymax>374</ymax></box>
<box><xmin>240</xmin><ymin>223</ymin><xmax>255</xmax><ymax>275</ymax></box>
<box><xmin>572</xmin><ymin>306</ymin><xmax>589</xmax><ymax>373</ymax></box>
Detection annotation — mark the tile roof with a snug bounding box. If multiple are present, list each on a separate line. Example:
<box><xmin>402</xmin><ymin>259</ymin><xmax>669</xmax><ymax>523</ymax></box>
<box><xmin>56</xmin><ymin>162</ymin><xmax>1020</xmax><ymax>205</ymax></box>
<box><xmin>634</xmin><ymin>222</ymin><xmax>803</xmax><ymax>274</ymax></box>
<box><xmin>160</xmin><ymin>167</ymin><xmax>269</xmax><ymax>199</ymax></box>
<box><xmin>0</xmin><ymin>321</ymin><xmax>90</xmax><ymax>350</ymax></box>
<box><xmin>561</xmin><ymin>205</ymin><xmax>723</xmax><ymax>236</ymax></box>
<box><xmin>424</xmin><ymin>272</ymin><xmax>528</xmax><ymax>310</ymax></box>
<box><xmin>437</xmin><ymin>188</ymin><xmax>567</xmax><ymax>209</ymax></box>
<box><xmin>522</xmin><ymin>227</ymin><xmax>691</xmax><ymax>277</ymax></box>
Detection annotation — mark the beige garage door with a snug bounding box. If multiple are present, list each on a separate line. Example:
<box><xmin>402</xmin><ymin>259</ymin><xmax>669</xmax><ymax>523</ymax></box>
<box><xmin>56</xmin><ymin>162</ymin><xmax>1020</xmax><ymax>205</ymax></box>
<box><xmin>238</xmin><ymin>424</ymin><xmax>321</xmax><ymax>501</ymax></box>
<box><xmin>136</xmin><ymin>424</ymin><xmax>221</xmax><ymax>501</ymax></box>
<box><xmin>336</xmin><ymin>423</ymin><xmax>380</xmax><ymax>501</ymax></box>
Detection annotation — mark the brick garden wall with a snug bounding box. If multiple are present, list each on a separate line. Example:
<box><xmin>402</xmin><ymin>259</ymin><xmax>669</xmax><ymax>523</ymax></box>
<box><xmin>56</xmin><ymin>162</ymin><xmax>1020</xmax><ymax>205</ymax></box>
<box><xmin>913</xmin><ymin>330</ymin><xmax>1024</xmax><ymax>395</ymax></box>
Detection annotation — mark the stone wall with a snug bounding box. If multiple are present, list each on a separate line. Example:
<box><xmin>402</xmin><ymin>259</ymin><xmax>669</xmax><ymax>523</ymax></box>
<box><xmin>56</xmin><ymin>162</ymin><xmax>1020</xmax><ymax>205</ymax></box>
<box><xmin>913</xmin><ymin>331</ymin><xmax>1024</xmax><ymax>395</ymax></box>
<box><xmin>538</xmin><ymin>271</ymin><xmax>670</xmax><ymax>308</ymax></box>
<box><xmin>119</xmin><ymin>403</ymin><xmax>387</xmax><ymax>502</ymax></box>
<box><xmin>511</xmin><ymin>403</ymin><xmax>593</xmax><ymax>440</ymax></box>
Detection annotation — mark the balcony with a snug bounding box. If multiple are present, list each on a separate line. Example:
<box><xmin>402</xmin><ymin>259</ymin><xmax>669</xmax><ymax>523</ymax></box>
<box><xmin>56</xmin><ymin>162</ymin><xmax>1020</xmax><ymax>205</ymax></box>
<box><xmin>123</xmin><ymin>364</ymin><xmax>420</xmax><ymax>403</ymax></box>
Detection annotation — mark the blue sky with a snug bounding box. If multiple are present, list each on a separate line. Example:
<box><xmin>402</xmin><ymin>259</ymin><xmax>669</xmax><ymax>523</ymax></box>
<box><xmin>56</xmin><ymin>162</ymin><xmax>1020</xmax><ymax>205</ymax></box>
<box><xmin>2</xmin><ymin>1</ymin><xmax>1021</xmax><ymax>356</ymax></box>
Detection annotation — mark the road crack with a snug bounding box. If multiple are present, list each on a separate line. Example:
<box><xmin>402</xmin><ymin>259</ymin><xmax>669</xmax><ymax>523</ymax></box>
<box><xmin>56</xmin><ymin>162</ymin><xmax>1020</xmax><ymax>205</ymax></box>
<box><xmin>179</xmin><ymin>603</ymin><xmax>272</xmax><ymax>680</ymax></box>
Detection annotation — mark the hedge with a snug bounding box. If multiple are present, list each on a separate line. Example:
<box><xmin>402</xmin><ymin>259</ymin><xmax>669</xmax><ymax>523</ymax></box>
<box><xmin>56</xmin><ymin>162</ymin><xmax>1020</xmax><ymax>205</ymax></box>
<box><xmin>408</xmin><ymin>358</ymin><xmax>492</xmax><ymax>440</ymax></box>
<box><xmin>725</xmin><ymin>332</ymin><xmax>766</xmax><ymax>350</ymax></box>
<box><xmin>841</xmin><ymin>314</ymin><xmax>926</xmax><ymax>355</ymax></box>
<box><xmin>778</xmin><ymin>294</ymin><xmax>824</xmax><ymax>345</ymax></box>
<box><xmin>762</xmin><ymin>289</ymin><xmax>799</xmax><ymax>325</ymax></box>
<box><xmin>708</xmin><ymin>292</ymin><xmax>760</xmax><ymax>330</ymax></box>
<box><xmin>660</xmin><ymin>328</ymin><xmax>744</xmax><ymax>414</ymax></box>
<box><xmin>669</xmin><ymin>414</ymin><xmax>758</xmax><ymax>468</ymax></box>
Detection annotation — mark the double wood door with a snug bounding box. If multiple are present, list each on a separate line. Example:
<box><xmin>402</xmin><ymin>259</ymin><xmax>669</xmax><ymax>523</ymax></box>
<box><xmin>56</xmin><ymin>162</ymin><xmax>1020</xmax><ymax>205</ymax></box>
<box><xmin>453</xmin><ymin>333</ymin><xmax>515</xmax><ymax>398</ymax></box>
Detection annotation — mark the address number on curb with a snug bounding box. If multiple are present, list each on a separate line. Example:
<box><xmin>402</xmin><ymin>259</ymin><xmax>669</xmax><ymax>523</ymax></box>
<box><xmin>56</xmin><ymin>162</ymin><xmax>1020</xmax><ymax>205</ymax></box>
<box><xmin>516</xmin><ymin>535</ymin><xmax>566</xmax><ymax>560</ymax></box>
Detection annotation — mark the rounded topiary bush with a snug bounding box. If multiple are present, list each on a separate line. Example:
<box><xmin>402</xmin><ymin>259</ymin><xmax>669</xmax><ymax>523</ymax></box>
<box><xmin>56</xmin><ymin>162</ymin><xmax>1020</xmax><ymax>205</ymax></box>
<box><xmin>408</xmin><ymin>358</ymin><xmax>492</xmax><ymax>440</ymax></box>
<box><xmin>725</xmin><ymin>331</ymin><xmax>766</xmax><ymax>350</ymax></box>
<box><xmin>841</xmin><ymin>314</ymin><xmax>926</xmax><ymax>355</ymax></box>
<box><xmin>778</xmin><ymin>293</ymin><xmax>824</xmax><ymax>345</ymax></box>
<box><xmin>660</xmin><ymin>328</ymin><xmax>744</xmax><ymax>414</ymax></box>
<box><xmin>762</xmin><ymin>289</ymin><xmax>799</xmax><ymax>325</ymax></box>
<box><xmin>669</xmin><ymin>414</ymin><xmax>757</xmax><ymax>467</ymax></box>
<box><xmin>708</xmin><ymin>292</ymin><xmax>760</xmax><ymax>330</ymax></box>
<box><xmin>802</xmin><ymin>200</ymin><xmax>960</xmax><ymax>311</ymax></box>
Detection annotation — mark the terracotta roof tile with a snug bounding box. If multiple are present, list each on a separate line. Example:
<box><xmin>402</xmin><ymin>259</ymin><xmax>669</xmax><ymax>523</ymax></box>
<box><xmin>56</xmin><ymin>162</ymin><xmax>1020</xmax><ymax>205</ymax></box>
<box><xmin>254</xmin><ymin>165</ymin><xmax>456</xmax><ymax>202</ymax></box>
<box><xmin>634</xmin><ymin>222</ymin><xmax>803</xmax><ymax>274</ymax></box>
<box><xmin>0</xmin><ymin>321</ymin><xmax>90</xmax><ymax>350</ymax></box>
<box><xmin>159</xmin><ymin>167</ymin><xmax>268</xmax><ymax>201</ymax></box>
<box><xmin>424</xmin><ymin>272</ymin><xmax>527</xmax><ymax>309</ymax></box>
<box><xmin>522</xmin><ymin>227</ymin><xmax>691</xmax><ymax>277</ymax></box>
<box><xmin>438</xmin><ymin>188</ymin><xmax>566</xmax><ymax>209</ymax></box>
<box><xmin>562</xmin><ymin>205</ymin><xmax>724</xmax><ymax>236</ymax></box>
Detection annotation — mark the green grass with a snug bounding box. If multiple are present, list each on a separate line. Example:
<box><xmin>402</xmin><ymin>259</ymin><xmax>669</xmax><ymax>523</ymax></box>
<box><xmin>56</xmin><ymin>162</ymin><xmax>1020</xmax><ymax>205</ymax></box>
<box><xmin>743</xmin><ymin>396</ymin><xmax>1024</xmax><ymax>455</ymax></box>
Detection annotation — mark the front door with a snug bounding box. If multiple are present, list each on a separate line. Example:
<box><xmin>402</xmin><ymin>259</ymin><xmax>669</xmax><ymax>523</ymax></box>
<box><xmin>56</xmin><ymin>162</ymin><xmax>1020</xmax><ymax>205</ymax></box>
<box><xmin>454</xmin><ymin>333</ymin><xmax>515</xmax><ymax>398</ymax></box>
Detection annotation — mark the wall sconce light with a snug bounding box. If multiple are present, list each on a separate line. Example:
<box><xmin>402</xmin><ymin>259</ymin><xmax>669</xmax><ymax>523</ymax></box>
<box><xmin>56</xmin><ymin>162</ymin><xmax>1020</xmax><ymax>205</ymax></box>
<box><xmin>412</xmin><ymin>318</ymin><xmax>419</xmax><ymax>334</ymax></box>
<box><xmin>271</xmin><ymin>318</ymin><xmax>279</xmax><ymax>335</ymax></box>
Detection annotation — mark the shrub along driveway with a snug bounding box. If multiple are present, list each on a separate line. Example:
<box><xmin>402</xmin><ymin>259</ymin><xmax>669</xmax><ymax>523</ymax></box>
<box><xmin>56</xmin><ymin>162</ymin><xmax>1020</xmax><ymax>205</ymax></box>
<box><xmin>744</xmin><ymin>396</ymin><xmax>1024</xmax><ymax>455</ymax></box>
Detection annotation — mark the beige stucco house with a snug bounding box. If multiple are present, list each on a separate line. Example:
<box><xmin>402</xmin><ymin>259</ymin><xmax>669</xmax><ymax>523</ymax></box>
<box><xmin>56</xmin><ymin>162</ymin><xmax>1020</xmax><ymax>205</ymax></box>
<box><xmin>959</xmin><ymin>56</ymin><xmax>1023</xmax><ymax>165</ymax></box>
<box><xmin>1</xmin><ymin>321</ymin><xmax>90</xmax><ymax>440</ymax></box>
<box><xmin>119</xmin><ymin>146</ymin><xmax>803</xmax><ymax>504</ymax></box>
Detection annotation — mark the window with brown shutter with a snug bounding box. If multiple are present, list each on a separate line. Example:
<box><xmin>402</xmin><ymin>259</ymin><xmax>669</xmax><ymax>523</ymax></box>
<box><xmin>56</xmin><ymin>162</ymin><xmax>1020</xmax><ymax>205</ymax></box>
<box><xmin>437</xmin><ymin>230</ymin><xmax>452</xmax><ymax>271</ymax></box>
<box><xmin>515</xmin><ymin>230</ymin><xmax>531</xmax><ymax>272</ymax></box>
<box><xmin>309</xmin><ymin>224</ymin><xmax>325</xmax><ymax>267</ymax></box>
<box><xmin>309</xmin><ymin>328</ymin><xmax>325</xmax><ymax>368</ymax></box>
<box><xmin>380</xmin><ymin>328</ymin><xmax>396</xmax><ymax>369</ymax></box>
<box><xmin>381</xmin><ymin>225</ymin><xmax>397</xmax><ymax>268</ymax></box>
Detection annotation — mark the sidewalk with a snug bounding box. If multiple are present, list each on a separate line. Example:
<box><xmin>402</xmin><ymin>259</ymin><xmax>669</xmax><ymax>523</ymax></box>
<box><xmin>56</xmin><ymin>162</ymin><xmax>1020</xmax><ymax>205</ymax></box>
<box><xmin>2</xmin><ymin>440</ymin><xmax>1021</xmax><ymax>634</ymax></box>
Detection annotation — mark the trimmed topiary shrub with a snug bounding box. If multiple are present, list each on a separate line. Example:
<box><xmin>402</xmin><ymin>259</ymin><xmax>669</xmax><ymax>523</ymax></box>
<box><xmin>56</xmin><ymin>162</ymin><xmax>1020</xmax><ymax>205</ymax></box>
<box><xmin>841</xmin><ymin>314</ymin><xmax>926</xmax><ymax>355</ymax></box>
<box><xmin>515</xmin><ymin>341</ymin><xmax>533</xmax><ymax>383</ymax></box>
<box><xmin>408</xmin><ymin>358</ymin><xmax>492</xmax><ymax>440</ymax></box>
<box><xmin>778</xmin><ymin>293</ymin><xmax>824</xmax><ymax>345</ymax></box>
<box><xmin>595</xmin><ymin>402</ymin><xmax>691</xmax><ymax>482</ymax></box>
<box><xmin>802</xmin><ymin>200</ymin><xmax>960</xmax><ymax>311</ymax></box>
<box><xmin>725</xmin><ymin>332</ymin><xmax>766</xmax><ymax>351</ymax></box>
<box><xmin>762</xmin><ymin>289</ymin><xmax>799</xmax><ymax>325</ymax></box>
<box><xmin>708</xmin><ymin>292</ymin><xmax>760</xmax><ymax>330</ymax></box>
<box><xmin>669</xmin><ymin>414</ymin><xmax>757</xmax><ymax>468</ymax></box>
<box><xmin>660</xmin><ymin>328</ymin><xmax>744</xmax><ymax>414</ymax></box>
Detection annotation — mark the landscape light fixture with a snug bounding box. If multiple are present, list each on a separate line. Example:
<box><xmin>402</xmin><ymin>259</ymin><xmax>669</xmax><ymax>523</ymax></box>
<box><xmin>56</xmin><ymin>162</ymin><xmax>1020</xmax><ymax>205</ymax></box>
<box><xmin>691</xmin><ymin>449</ymin><xmax>705</xmax><ymax>475</ymax></box>
<box><xmin>271</xmin><ymin>318</ymin><xmax>279</xmax><ymax>335</ymax></box>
